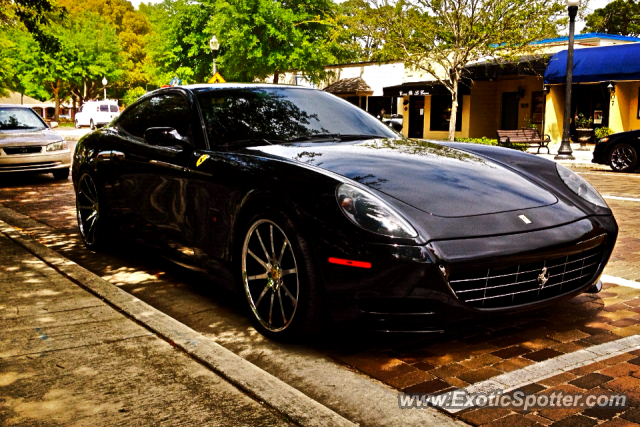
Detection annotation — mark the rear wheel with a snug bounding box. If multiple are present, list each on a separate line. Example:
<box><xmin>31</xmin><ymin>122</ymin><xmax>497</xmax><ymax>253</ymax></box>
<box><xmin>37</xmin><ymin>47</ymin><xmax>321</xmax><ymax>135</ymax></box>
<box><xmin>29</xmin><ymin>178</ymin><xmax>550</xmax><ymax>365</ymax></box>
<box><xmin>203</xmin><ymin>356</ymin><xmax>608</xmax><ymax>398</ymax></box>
<box><xmin>74</xmin><ymin>119</ymin><xmax>80</xmax><ymax>129</ymax></box>
<box><xmin>90</xmin><ymin>119</ymin><xmax>96</xmax><ymax>130</ymax></box>
<box><xmin>239</xmin><ymin>210</ymin><xmax>326</xmax><ymax>340</ymax></box>
<box><xmin>52</xmin><ymin>168</ymin><xmax>69</xmax><ymax>180</ymax></box>
<box><xmin>609</xmin><ymin>143</ymin><xmax>638</xmax><ymax>172</ymax></box>
<box><xmin>76</xmin><ymin>172</ymin><xmax>109</xmax><ymax>249</ymax></box>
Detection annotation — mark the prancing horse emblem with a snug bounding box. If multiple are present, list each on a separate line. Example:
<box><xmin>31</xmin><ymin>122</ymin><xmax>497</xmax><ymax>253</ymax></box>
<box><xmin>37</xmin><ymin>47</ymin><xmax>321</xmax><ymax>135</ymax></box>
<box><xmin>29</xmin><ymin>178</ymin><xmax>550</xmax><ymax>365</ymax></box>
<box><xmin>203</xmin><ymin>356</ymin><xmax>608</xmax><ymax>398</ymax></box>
<box><xmin>538</xmin><ymin>267</ymin><xmax>550</xmax><ymax>288</ymax></box>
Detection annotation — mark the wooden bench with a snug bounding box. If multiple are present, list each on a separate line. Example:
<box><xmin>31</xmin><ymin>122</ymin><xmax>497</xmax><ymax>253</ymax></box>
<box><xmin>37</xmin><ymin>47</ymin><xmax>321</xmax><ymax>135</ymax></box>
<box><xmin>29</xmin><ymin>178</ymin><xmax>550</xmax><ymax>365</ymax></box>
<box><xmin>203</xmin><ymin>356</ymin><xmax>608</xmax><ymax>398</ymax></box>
<box><xmin>496</xmin><ymin>129</ymin><xmax>551</xmax><ymax>154</ymax></box>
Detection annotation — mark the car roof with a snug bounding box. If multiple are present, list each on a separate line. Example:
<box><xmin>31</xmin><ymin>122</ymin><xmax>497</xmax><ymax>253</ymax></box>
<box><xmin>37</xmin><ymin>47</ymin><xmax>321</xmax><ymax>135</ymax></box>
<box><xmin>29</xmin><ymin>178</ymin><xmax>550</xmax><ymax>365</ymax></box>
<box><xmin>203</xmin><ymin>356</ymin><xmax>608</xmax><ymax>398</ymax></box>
<box><xmin>157</xmin><ymin>83</ymin><xmax>317</xmax><ymax>94</ymax></box>
<box><xmin>0</xmin><ymin>104</ymin><xmax>36</xmax><ymax>108</ymax></box>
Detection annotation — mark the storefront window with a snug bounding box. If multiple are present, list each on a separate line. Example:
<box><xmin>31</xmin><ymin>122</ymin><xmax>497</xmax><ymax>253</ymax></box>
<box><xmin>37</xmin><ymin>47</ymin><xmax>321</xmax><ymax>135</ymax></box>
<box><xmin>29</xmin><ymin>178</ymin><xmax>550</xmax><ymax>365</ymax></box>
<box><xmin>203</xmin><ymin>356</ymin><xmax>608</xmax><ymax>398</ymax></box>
<box><xmin>531</xmin><ymin>91</ymin><xmax>544</xmax><ymax>124</ymax></box>
<box><xmin>430</xmin><ymin>95</ymin><xmax>462</xmax><ymax>131</ymax></box>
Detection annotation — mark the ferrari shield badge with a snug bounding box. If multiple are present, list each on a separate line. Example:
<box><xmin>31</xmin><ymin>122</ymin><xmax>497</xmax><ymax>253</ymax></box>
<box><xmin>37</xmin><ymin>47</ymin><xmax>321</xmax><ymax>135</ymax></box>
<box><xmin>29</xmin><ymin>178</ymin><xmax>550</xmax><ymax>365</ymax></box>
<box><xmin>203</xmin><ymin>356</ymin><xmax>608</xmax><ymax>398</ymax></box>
<box><xmin>196</xmin><ymin>154</ymin><xmax>210</xmax><ymax>167</ymax></box>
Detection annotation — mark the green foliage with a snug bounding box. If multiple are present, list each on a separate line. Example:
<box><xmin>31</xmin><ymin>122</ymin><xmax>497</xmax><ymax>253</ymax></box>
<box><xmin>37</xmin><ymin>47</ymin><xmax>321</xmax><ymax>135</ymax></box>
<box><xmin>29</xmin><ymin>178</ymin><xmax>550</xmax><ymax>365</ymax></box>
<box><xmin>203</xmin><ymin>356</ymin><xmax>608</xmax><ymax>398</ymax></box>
<box><xmin>595</xmin><ymin>126</ymin><xmax>614</xmax><ymax>139</ymax></box>
<box><xmin>583</xmin><ymin>0</ymin><xmax>640</xmax><ymax>36</ymax></box>
<box><xmin>0</xmin><ymin>26</ymin><xmax>49</xmax><ymax>99</ymax></box>
<box><xmin>574</xmin><ymin>113</ymin><xmax>593</xmax><ymax>129</ymax></box>
<box><xmin>58</xmin><ymin>0</ymin><xmax>153</xmax><ymax>92</ymax></box>
<box><xmin>2</xmin><ymin>0</ymin><xmax>62</xmax><ymax>53</ymax></box>
<box><xmin>123</xmin><ymin>86</ymin><xmax>146</xmax><ymax>107</ymax></box>
<box><xmin>208</xmin><ymin>0</ymin><xmax>348</xmax><ymax>84</ymax></box>
<box><xmin>141</xmin><ymin>0</ymin><xmax>215</xmax><ymax>85</ymax></box>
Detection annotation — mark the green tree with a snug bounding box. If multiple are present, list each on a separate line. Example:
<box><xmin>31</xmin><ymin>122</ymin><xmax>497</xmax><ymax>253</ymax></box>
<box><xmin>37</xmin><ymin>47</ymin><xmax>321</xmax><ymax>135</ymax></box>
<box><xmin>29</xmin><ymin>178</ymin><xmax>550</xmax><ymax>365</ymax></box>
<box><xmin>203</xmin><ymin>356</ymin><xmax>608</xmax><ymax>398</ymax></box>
<box><xmin>58</xmin><ymin>0</ymin><xmax>153</xmax><ymax>91</ymax></box>
<box><xmin>372</xmin><ymin>0</ymin><xmax>564</xmax><ymax>140</ymax></box>
<box><xmin>583</xmin><ymin>0</ymin><xmax>640</xmax><ymax>36</ymax></box>
<box><xmin>0</xmin><ymin>26</ymin><xmax>49</xmax><ymax>99</ymax></box>
<box><xmin>1</xmin><ymin>0</ymin><xmax>61</xmax><ymax>53</ymax></box>
<box><xmin>209</xmin><ymin>0</ymin><xmax>347</xmax><ymax>84</ymax></box>
<box><xmin>123</xmin><ymin>86</ymin><xmax>146</xmax><ymax>107</ymax></box>
<box><xmin>141</xmin><ymin>0</ymin><xmax>215</xmax><ymax>85</ymax></box>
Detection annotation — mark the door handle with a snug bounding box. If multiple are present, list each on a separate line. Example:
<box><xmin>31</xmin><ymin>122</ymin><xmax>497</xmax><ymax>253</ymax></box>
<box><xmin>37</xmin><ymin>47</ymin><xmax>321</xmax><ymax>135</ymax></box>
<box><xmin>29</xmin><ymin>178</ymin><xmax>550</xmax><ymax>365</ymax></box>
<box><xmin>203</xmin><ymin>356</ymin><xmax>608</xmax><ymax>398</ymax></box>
<box><xmin>112</xmin><ymin>151</ymin><xmax>125</xmax><ymax>160</ymax></box>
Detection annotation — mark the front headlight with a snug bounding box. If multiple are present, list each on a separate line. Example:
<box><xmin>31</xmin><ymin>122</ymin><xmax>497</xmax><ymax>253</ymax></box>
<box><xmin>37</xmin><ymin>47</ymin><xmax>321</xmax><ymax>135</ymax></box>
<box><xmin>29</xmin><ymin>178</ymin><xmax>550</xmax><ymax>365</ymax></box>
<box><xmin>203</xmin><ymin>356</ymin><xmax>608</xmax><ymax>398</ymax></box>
<box><xmin>556</xmin><ymin>164</ymin><xmax>608</xmax><ymax>208</ymax></box>
<box><xmin>336</xmin><ymin>183</ymin><xmax>418</xmax><ymax>238</ymax></box>
<box><xmin>46</xmin><ymin>141</ymin><xmax>68</xmax><ymax>151</ymax></box>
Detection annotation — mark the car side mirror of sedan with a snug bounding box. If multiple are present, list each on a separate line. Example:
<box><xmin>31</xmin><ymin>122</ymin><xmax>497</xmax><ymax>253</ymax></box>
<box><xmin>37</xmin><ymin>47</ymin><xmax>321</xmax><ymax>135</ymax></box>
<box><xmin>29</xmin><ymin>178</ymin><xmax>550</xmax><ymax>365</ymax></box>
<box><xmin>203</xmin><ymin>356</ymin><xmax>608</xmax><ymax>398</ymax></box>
<box><xmin>49</xmin><ymin>121</ymin><xmax>58</xmax><ymax>129</ymax></box>
<box><xmin>144</xmin><ymin>127</ymin><xmax>190</xmax><ymax>149</ymax></box>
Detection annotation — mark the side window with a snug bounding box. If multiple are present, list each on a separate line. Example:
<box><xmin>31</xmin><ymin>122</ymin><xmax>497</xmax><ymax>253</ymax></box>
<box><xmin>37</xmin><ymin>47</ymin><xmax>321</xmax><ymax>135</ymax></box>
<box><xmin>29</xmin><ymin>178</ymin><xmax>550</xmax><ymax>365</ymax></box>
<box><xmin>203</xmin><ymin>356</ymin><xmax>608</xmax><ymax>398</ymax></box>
<box><xmin>100</xmin><ymin>105</ymin><xmax>109</xmax><ymax>112</ymax></box>
<box><xmin>110</xmin><ymin>105</ymin><xmax>118</xmax><ymax>113</ymax></box>
<box><xmin>143</xmin><ymin>94</ymin><xmax>193</xmax><ymax>141</ymax></box>
<box><xmin>117</xmin><ymin>100</ymin><xmax>151</xmax><ymax>138</ymax></box>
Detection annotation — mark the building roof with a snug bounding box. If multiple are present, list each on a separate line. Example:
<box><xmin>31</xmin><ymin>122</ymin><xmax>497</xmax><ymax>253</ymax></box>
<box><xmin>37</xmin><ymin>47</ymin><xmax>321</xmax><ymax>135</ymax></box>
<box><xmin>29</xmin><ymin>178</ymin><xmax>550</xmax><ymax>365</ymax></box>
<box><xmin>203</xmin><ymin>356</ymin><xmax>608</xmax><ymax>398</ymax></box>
<box><xmin>323</xmin><ymin>77</ymin><xmax>374</xmax><ymax>95</ymax></box>
<box><xmin>533</xmin><ymin>32</ymin><xmax>640</xmax><ymax>45</ymax></box>
<box><xmin>0</xmin><ymin>91</ymin><xmax>44</xmax><ymax>105</ymax></box>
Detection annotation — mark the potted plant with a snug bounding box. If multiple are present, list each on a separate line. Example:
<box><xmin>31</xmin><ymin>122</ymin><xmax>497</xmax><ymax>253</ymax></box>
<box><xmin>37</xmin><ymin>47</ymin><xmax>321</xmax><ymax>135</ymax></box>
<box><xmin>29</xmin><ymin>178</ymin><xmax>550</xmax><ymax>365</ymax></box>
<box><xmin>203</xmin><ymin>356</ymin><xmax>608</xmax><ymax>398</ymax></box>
<box><xmin>574</xmin><ymin>113</ymin><xmax>594</xmax><ymax>150</ymax></box>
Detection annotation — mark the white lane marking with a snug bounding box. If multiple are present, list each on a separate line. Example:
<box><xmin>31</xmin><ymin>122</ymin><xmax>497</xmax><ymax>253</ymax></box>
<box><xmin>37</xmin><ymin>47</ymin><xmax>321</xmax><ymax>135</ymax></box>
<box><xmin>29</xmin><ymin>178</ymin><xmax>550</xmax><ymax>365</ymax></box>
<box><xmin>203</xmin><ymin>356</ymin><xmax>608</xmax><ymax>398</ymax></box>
<box><xmin>442</xmin><ymin>334</ymin><xmax>640</xmax><ymax>413</ymax></box>
<box><xmin>602</xmin><ymin>195</ymin><xmax>640</xmax><ymax>202</ymax></box>
<box><xmin>602</xmin><ymin>274</ymin><xmax>640</xmax><ymax>289</ymax></box>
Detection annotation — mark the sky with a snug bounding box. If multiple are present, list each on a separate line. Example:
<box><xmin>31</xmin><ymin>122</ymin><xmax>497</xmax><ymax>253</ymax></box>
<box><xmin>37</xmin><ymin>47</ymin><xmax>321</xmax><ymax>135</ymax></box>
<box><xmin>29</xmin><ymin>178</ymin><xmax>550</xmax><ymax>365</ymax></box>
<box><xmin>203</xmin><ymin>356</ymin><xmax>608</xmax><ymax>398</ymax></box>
<box><xmin>130</xmin><ymin>0</ymin><xmax>614</xmax><ymax>34</ymax></box>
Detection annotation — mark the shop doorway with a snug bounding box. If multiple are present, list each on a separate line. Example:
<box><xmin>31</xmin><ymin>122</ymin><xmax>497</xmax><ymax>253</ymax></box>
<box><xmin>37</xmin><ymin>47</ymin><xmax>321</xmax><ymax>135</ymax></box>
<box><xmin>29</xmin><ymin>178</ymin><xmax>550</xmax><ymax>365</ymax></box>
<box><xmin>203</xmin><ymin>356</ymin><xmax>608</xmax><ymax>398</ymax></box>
<box><xmin>409</xmin><ymin>97</ymin><xmax>425</xmax><ymax>138</ymax></box>
<box><xmin>501</xmin><ymin>92</ymin><xmax>519</xmax><ymax>130</ymax></box>
<box><xmin>572</xmin><ymin>84</ymin><xmax>609</xmax><ymax>128</ymax></box>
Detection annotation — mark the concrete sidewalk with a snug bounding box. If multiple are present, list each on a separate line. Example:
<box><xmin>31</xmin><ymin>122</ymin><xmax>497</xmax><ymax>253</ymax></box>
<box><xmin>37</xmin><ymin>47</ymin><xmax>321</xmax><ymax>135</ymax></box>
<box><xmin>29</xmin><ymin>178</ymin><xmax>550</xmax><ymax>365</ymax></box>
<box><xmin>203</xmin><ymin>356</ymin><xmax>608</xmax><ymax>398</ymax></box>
<box><xmin>0</xmin><ymin>229</ymin><xmax>293</xmax><ymax>426</ymax></box>
<box><xmin>527</xmin><ymin>141</ymin><xmax>607</xmax><ymax>169</ymax></box>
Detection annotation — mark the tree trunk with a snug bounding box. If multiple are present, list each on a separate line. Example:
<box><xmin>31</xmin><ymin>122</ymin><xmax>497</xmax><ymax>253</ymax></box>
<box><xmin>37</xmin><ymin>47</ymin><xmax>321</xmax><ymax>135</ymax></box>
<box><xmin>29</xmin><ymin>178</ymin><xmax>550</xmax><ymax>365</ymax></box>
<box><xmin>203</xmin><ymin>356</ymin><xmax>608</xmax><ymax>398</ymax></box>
<box><xmin>273</xmin><ymin>72</ymin><xmax>279</xmax><ymax>84</ymax></box>
<box><xmin>53</xmin><ymin>79</ymin><xmax>60</xmax><ymax>122</ymax></box>
<box><xmin>21</xmin><ymin>91</ymin><xmax>23</xmax><ymax>105</ymax></box>
<box><xmin>72</xmin><ymin>95</ymin><xmax>77</xmax><ymax>120</ymax></box>
<box><xmin>448</xmin><ymin>78</ymin><xmax>459</xmax><ymax>142</ymax></box>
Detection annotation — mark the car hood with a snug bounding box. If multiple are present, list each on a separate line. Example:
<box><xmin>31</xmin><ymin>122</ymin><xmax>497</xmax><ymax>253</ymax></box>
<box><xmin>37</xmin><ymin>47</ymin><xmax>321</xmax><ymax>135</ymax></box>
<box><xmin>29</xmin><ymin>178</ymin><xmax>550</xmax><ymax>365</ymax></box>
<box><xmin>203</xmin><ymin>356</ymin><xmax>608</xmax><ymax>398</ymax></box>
<box><xmin>249</xmin><ymin>138</ymin><xmax>558</xmax><ymax>218</ymax></box>
<box><xmin>0</xmin><ymin>129</ymin><xmax>63</xmax><ymax>146</ymax></box>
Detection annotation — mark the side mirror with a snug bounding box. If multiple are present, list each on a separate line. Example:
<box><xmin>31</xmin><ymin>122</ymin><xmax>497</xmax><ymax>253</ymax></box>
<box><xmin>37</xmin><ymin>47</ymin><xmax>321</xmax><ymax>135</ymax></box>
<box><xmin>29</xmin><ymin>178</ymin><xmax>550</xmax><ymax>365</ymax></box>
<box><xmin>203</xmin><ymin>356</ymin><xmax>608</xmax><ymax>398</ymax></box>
<box><xmin>388</xmin><ymin>121</ymin><xmax>403</xmax><ymax>132</ymax></box>
<box><xmin>49</xmin><ymin>121</ymin><xmax>58</xmax><ymax>129</ymax></box>
<box><xmin>144</xmin><ymin>127</ymin><xmax>189</xmax><ymax>148</ymax></box>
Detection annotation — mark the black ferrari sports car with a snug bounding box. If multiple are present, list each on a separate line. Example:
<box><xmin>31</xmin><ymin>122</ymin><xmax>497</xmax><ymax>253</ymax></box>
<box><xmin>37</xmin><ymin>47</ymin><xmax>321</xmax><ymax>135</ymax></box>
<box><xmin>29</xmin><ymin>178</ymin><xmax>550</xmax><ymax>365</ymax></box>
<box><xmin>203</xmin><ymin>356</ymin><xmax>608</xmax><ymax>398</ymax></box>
<box><xmin>593</xmin><ymin>129</ymin><xmax>640</xmax><ymax>172</ymax></box>
<box><xmin>72</xmin><ymin>84</ymin><xmax>617</xmax><ymax>339</ymax></box>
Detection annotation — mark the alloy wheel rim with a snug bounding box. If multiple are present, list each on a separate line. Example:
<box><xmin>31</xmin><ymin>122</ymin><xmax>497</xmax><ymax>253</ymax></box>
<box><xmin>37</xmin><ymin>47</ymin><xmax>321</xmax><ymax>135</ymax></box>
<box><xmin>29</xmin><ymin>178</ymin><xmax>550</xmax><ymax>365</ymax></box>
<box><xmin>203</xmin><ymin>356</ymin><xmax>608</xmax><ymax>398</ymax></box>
<box><xmin>242</xmin><ymin>219</ymin><xmax>299</xmax><ymax>332</ymax></box>
<box><xmin>76</xmin><ymin>174</ymin><xmax>100</xmax><ymax>245</ymax></box>
<box><xmin>612</xmin><ymin>147</ymin><xmax>634</xmax><ymax>170</ymax></box>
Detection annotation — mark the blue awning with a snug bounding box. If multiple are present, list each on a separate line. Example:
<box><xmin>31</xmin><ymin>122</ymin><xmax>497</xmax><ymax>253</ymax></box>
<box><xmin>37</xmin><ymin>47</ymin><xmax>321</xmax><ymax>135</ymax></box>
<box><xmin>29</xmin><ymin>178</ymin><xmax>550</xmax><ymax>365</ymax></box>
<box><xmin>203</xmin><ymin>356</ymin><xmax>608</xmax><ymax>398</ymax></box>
<box><xmin>544</xmin><ymin>43</ymin><xmax>640</xmax><ymax>84</ymax></box>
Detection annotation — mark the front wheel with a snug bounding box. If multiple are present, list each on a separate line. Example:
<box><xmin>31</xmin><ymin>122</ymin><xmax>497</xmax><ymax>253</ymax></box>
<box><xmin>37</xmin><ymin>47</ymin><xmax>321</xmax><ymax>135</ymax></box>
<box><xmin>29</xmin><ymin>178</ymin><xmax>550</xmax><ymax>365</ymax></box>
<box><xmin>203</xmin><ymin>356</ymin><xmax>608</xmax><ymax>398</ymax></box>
<box><xmin>76</xmin><ymin>172</ymin><xmax>109</xmax><ymax>249</ymax></box>
<box><xmin>609</xmin><ymin>143</ymin><xmax>638</xmax><ymax>172</ymax></box>
<box><xmin>74</xmin><ymin>119</ymin><xmax>80</xmax><ymax>129</ymax></box>
<box><xmin>239</xmin><ymin>211</ymin><xmax>326</xmax><ymax>340</ymax></box>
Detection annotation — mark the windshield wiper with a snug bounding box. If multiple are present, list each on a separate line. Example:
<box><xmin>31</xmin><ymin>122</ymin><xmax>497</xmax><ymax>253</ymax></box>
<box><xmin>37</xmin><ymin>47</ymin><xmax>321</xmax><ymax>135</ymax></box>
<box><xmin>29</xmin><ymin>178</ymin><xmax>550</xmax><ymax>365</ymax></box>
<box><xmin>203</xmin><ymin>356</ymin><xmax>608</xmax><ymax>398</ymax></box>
<box><xmin>288</xmin><ymin>134</ymin><xmax>386</xmax><ymax>142</ymax></box>
<box><xmin>222</xmin><ymin>138</ymin><xmax>285</xmax><ymax>147</ymax></box>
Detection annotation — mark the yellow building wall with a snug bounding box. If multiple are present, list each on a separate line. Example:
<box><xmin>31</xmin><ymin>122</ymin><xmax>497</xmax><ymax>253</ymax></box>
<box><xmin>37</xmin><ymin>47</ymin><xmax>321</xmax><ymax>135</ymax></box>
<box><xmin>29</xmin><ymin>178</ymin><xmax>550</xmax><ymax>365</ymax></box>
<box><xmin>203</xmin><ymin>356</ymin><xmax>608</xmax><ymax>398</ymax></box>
<box><xmin>609</xmin><ymin>82</ymin><xmax>633</xmax><ymax>133</ymax></box>
<box><xmin>545</xmin><ymin>85</ymin><xmax>565</xmax><ymax>143</ymax></box>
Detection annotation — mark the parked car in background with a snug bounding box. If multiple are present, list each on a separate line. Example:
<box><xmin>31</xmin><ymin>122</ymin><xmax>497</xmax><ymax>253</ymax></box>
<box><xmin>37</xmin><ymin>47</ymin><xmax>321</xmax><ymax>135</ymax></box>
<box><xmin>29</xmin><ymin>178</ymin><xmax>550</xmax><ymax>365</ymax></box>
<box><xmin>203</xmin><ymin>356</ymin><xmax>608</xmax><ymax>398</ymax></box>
<box><xmin>75</xmin><ymin>100</ymin><xmax>120</xmax><ymax>130</ymax></box>
<box><xmin>592</xmin><ymin>129</ymin><xmax>640</xmax><ymax>172</ymax></box>
<box><xmin>0</xmin><ymin>105</ymin><xmax>70</xmax><ymax>179</ymax></box>
<box><xmin>383</xmin><ymin>114</ymin><xmax>403</xmax><ymax>132</ymax></box>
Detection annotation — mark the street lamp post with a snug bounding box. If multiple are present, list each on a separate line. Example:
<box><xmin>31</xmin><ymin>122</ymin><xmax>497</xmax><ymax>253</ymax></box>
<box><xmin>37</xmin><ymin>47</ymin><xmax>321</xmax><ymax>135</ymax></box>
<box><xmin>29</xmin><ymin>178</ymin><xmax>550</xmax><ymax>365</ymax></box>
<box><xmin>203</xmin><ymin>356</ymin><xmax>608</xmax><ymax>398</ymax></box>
<box><xmin>555</xmin><ymin>0</ymin><xmax>580</xmax><ymax>160</ymax></box>
<box><xmin>102</xmin><ymin>76</ymin><xmax>108</xmax><ymax>101</ymax></box>
<box><xmin>209</xmin><ymin>35</ymin><xmax>220</xmax><ymax>76</ymax></box>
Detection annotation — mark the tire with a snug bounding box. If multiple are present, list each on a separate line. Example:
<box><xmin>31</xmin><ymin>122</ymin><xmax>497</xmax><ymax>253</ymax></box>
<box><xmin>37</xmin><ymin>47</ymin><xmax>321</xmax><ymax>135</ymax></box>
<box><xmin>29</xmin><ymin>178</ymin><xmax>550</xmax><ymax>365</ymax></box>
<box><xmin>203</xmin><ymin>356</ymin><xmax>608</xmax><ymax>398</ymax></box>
<box><xmin>90</xmin><ymin>119</ymin><xmax>96</xmax><ymax>130</ymax></box>
<box><xmin>76</xmin><ymin>172</ymin><xmax>109</xmax><ymax>250</ymax></box>
<box><xmin>237</xmin><ymin>208</ymin><xmax>327</xmax><ymax>340</ymax></box>
<box><xmin>52</xmin><ymin>168</ymin><xmax>69</xmax><ymax>180</ymax></box>
<box><xmin>74</xmin><ymin>119</ymin><xmax>80</xmax><ymax>129</ymax></box>
<box><xmin>609</xmin><ymin>143</ymin><xmax>638</xmax><ymax>172</ymax></box>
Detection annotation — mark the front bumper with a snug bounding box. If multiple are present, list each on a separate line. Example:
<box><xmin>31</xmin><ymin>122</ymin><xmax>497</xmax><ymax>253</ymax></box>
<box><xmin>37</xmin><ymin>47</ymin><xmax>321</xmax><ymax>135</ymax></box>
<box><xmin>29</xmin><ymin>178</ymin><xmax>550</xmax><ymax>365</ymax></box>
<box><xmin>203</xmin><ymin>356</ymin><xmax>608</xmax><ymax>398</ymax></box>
<box><xmin>0</xmin><ymin>149</ymin><xmax>71</xmax><ymax>173</ymax></box>
<box><xmin>316</xmin><ymin>215</ymin><xmax>617</xmax><ymax>332</ymax></box>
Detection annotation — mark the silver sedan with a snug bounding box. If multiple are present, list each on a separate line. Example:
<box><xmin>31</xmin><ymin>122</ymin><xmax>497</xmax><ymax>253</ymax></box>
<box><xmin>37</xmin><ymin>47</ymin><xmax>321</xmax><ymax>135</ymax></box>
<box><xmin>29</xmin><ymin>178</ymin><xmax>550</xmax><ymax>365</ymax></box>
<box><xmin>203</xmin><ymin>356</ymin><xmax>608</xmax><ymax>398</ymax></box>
<box><xmin>0</xmin><ymin>105</ymin><xmax>71</xmax><ymax>179</ymax></box>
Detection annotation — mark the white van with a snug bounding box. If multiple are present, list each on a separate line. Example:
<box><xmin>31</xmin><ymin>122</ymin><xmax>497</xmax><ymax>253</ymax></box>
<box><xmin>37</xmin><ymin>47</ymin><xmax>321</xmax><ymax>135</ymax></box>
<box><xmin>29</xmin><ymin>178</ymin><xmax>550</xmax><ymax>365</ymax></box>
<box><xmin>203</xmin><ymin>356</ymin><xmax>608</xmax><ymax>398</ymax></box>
<box><xmin>75</xmin><ymin>100</ymin><xmax>120</xmax><ymax>129</ymax></box>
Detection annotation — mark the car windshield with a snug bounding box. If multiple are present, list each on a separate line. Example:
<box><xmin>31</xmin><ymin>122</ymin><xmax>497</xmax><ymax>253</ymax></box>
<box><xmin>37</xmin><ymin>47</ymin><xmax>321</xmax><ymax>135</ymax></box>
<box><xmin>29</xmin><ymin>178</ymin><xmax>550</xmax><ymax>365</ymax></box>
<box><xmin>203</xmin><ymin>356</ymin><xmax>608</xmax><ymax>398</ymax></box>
<box><xmin>0</xmin><ymin>108</ymin><xmax>46</xmax><ymax>131</ymax></box>
<box><xmin>194</xmin><ymin>87</ymin><xmax>396</xmax><ymax>146</ymax></box>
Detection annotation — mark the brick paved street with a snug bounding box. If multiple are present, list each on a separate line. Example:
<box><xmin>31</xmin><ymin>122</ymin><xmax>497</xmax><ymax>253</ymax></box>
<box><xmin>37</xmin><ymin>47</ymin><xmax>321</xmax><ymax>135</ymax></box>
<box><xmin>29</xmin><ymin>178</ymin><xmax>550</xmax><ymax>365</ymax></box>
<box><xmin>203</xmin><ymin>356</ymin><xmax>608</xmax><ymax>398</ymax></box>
<box><xmin>0</xmin><ymin>165</ymin><xmax>639</xmax><ymax>426</ymax></box>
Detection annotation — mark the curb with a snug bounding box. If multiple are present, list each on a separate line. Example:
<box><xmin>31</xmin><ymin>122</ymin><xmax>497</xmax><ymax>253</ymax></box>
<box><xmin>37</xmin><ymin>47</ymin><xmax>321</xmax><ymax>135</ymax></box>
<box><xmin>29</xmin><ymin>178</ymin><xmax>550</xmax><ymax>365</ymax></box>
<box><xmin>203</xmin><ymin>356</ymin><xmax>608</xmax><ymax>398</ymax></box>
<box><xmin>0</xmin><ymin>220</ymin><xmax>356</xmax><ymax>427</ymax></box>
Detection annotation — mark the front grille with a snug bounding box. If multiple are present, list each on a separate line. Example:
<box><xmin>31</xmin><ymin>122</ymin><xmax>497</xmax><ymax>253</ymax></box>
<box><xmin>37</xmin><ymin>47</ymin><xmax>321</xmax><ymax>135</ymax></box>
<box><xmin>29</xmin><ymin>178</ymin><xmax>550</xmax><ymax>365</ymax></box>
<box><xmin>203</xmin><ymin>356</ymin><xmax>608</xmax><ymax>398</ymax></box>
<box><xmin>448</xmin><ymin>245</ymin><xmax>604</xmax><ymax>309</ymax></box>
<box><xmin>0</xmin><ymin>161</ymin><xmax>60</xmax><ymax>171</ymax></box>
<box><xmin>3</xmin><ymin>146</ymin><xmax>42</xmax><ymax>155</ymax></box>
